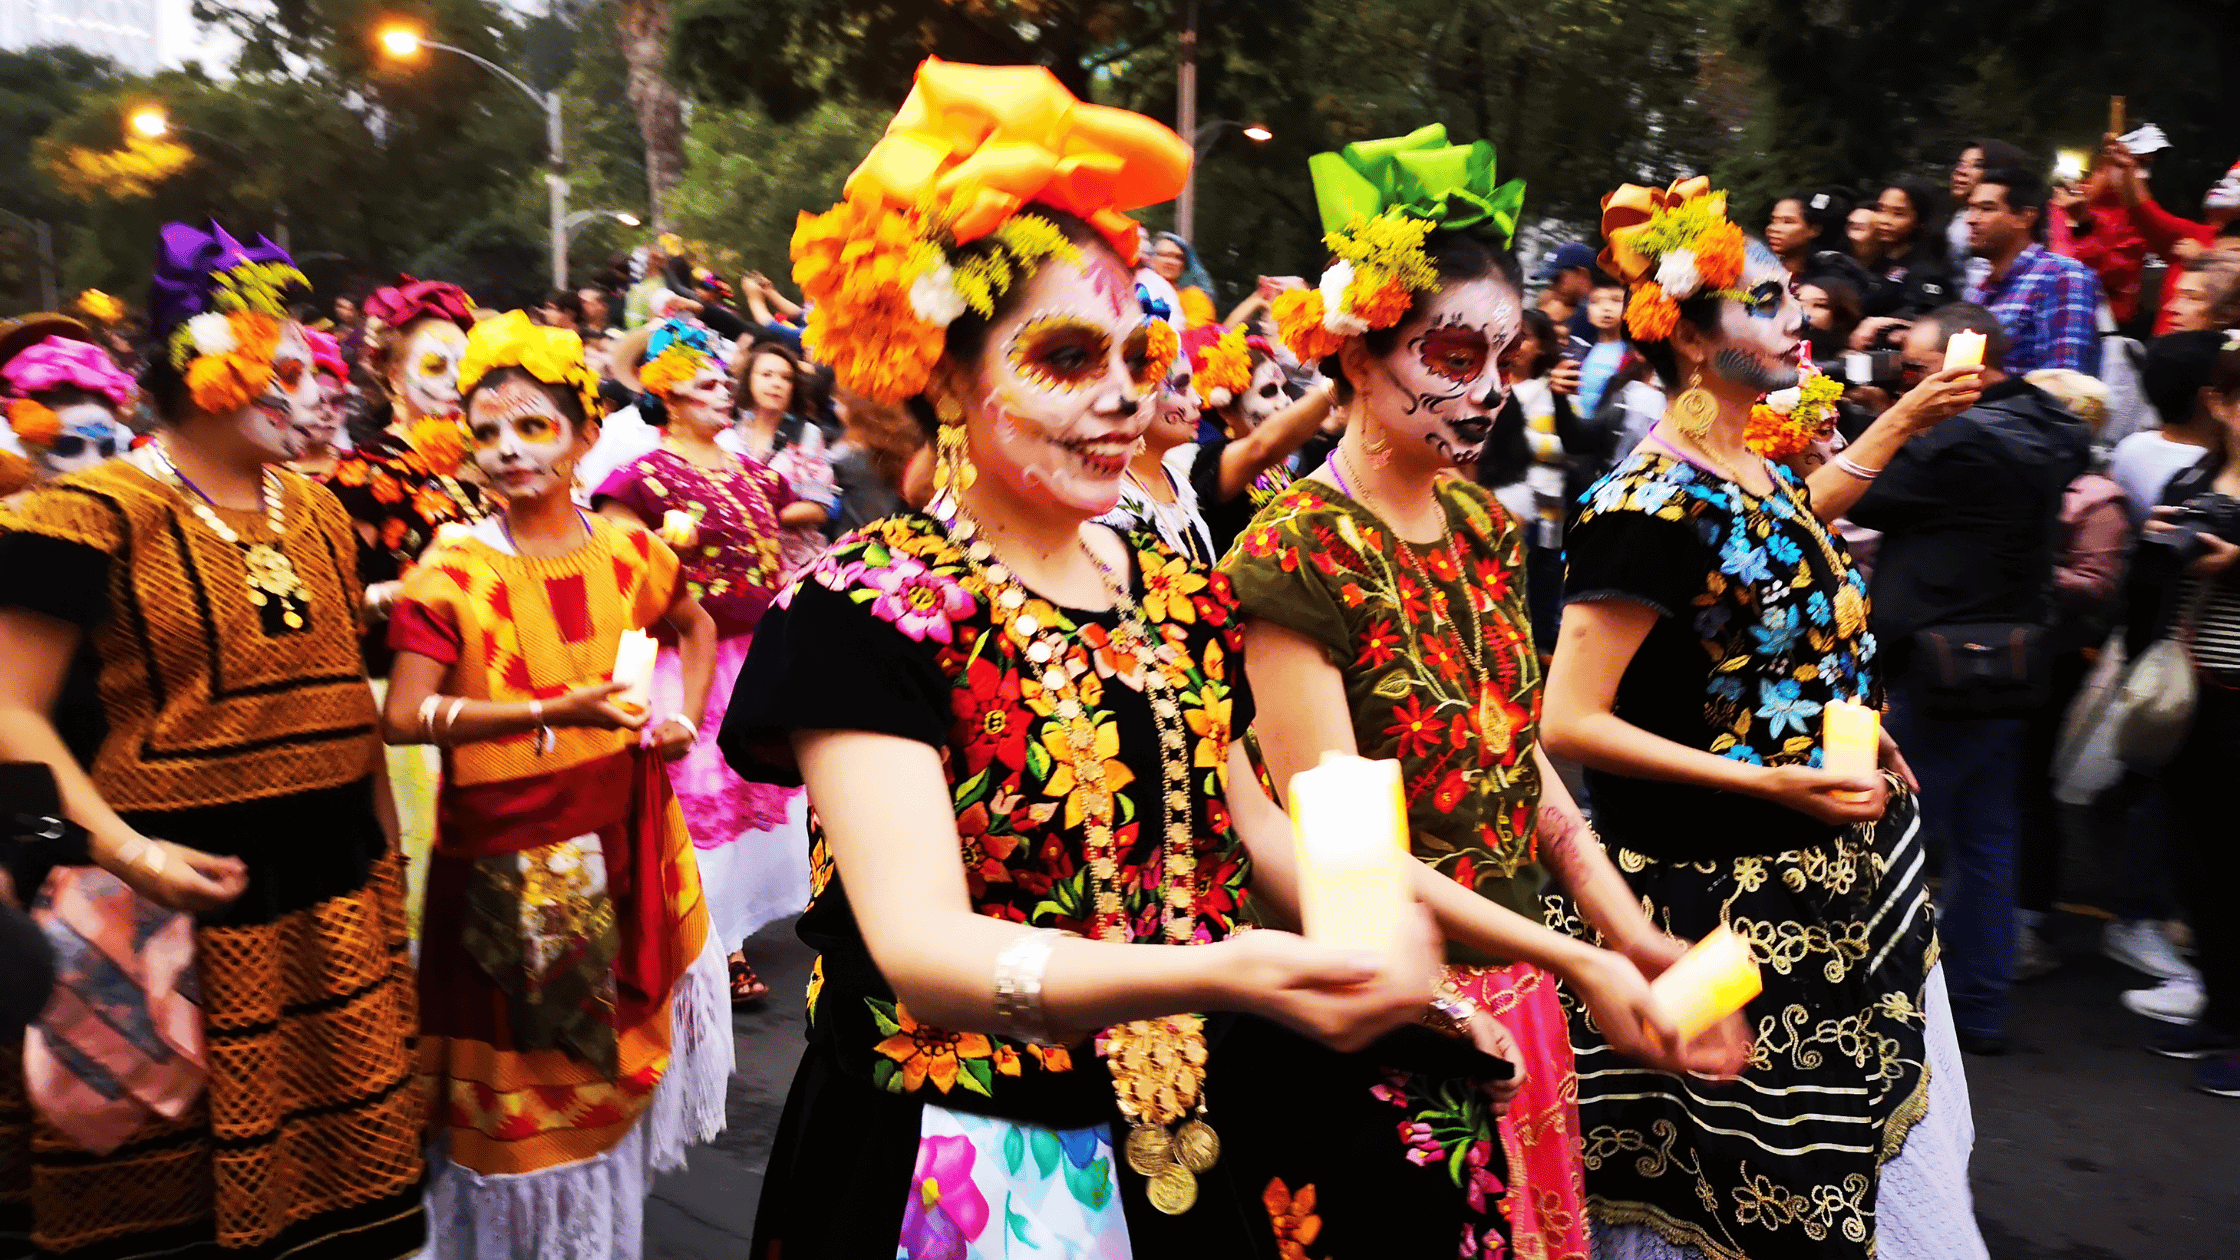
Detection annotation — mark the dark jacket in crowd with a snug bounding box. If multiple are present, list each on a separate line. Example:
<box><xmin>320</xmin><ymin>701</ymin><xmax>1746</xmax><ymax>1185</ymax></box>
<box><xmin>1849</xmin><ymin>379</ymin><xmax>2093</xmax><ymax>655</ymax></box>
<box><xmin>2124</xmin><ymin>451</ymin><xmax>2229</xmax><ymax>658</ymax></box>
<box><xmin>1864</xmin><ymin>244</ymin><xmax>1957</xmax><ymax>323</ymax></box>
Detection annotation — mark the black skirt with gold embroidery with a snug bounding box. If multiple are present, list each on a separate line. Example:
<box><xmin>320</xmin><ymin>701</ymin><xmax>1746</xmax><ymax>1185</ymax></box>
<box><xmin>1548</xmin><ymin>783</ymin><xmax>1934</xmax><ymax>1260</ymax></box>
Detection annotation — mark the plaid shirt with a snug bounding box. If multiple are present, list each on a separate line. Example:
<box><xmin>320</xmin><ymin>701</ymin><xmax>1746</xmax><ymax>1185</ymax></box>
<box><xmin>1965</xmin><ymin>243</ymin><xmax>2102</xmax><ymax>375</ymax></box>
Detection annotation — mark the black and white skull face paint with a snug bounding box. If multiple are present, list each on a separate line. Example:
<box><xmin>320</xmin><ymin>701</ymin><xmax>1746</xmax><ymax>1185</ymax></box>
<box><xmin>1706</xmin><ymin>241</ymin><xmax>1804</xmax><ymax>395</ymax></box>
<box><xmin>1365</xmin><ymin>276</ymin><xmax>1523</xmax><ymax>465</ymax></box>
<box><xmin>1235</xmin><ymin>356</ymin><xmax>1287</xmax><ymax>432</ymax></box>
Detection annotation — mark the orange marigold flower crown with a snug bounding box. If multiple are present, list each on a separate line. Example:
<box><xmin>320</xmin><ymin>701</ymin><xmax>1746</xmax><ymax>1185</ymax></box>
<box><xmin>789</xmin><ymin>58</ymin><xmax>1192</xmax><ymax>406</ymax></box>
<box><xmin>1598</xmin><ymin>177</ymin><xmax>1751</xmax><ymax>343</ymax></box>
<box><xmin>1744</xmin><ymin>366</ymin><xmax>1845</xmax><ymax>458</ymax></box>
<box><xmin>1192</xmin><ymin>327</ymin><xmax>1255</xmax><ymax>405</ymax></box>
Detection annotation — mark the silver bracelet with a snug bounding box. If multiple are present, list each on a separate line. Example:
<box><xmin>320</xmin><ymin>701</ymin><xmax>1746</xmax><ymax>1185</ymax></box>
<box><xmin>668</xmin><ymin>713</ymin><xmax>700</xmax><ymax>745</ymax></box>
<box><xmin>1833</xmin><ymin>452</ymin><xmax>1883</xmax><ymax>481</ymax></box>
<box><xmin>992</xmin><ymin>928</ymin><xmax>1070</xmax><ymax>1045</ymax></box>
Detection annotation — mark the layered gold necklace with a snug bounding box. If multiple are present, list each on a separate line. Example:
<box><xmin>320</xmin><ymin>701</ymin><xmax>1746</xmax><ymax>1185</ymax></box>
<box><xmin>935</xmin><ymin>495</ymin><xmax>1217</xmax><ymax>1216</ymax></box>
<box><xmin>149</xmin><ymin>441</ymin><xmax>310</xmax><ymax>632</ymax></box>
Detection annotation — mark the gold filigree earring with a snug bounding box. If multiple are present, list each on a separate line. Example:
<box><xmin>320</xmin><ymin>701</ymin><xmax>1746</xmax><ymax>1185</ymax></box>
<box><xmin>931</xmin><ymin>396</ymin><xmax>974</xmax><ymax>495</ymax></box>
<box><xmin>1671</xmin><ymin>367</ymin><xmax>1718</xmax><ymax>439</ymax></box>
<box><xmin>1361</xmin><ymin>414</ymin><xmax>1393</xmax><ymax>470</ymax></box>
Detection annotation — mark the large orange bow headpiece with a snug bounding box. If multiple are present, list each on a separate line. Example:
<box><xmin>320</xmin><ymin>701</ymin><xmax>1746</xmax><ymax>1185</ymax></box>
<box><xmin>791</xmin><ymin>59</ymin><xmax>1192</xmax><ymax>405</ymax></box>
<box><xmin>1596</xmin><ymin>176</ymin><xmax>1747</xmax><ymax>342</ymax></box>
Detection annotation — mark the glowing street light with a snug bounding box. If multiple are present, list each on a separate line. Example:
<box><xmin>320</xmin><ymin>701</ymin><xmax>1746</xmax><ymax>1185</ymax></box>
<box><xmin>378</xmin><ymin>20</ymin><xmax>568</xmax><ymax>286</ymax></box>
<box><xmin>130</xmin><ymin>108</ymin><xmax>169</xmax><ymax>139</ymax></box>
<box><xmin>1241</xmin><ymin>124</ymin><xmax>1273</xmax><ymax>143</ymax></box>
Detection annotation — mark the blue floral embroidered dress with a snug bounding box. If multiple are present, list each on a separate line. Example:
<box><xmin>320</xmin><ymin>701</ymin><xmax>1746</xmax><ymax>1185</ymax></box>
<box><xmin>1552</xmin><ymin>450</ymin><xmax>1936</xmax><ymax>1260</ymax></box>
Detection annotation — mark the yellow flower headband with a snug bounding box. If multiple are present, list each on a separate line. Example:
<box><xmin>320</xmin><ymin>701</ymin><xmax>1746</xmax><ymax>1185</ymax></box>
<box><xmin>1744</xmin><ymin>368</ymin><xmax>1845</xmax><ymax>458</ymax></box>
<box><xmin>1597</xmin><ymin>177</ymin><xmax>1750</xmax><ymax>343</ymax></box>
<box><xmin>790</xmin><ymin>58</ymin><xmax>1191</xmax><ymax>405</ymax></box>
<box><xmin>456</xmin><ymin>310</ymin><xmax>602</xmax><ymax>421</ymax></box>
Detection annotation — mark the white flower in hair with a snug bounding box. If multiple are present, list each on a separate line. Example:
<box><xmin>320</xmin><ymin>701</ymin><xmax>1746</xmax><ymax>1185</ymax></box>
<box><xmin>1207</xmin><ymin>386</ymin><xmax>1234</xmax><ymax>408</ymax></box>
<box><xmin>1654</xmin><ymin>249</ymin><xmax>1702</xmax><ymax>300</ymax></box>
<box><xmin>1765</xmin><ymin>386</ymin><xmax>1802</xmax><ymax>416</ymax></box>
<box><xmin>909</xmin><ymin>263</ymin><xmax>968</xmax><ymax>328</ymax></box>
<box><xmin>1318</xmin><ymin>261</ymin><xmax>1369</xmax><ymax>336</ymax></box>
<box><xmin>185</xmin><ymin>311</ymin><xmax>237</xmax><ymax>357</ymax></box>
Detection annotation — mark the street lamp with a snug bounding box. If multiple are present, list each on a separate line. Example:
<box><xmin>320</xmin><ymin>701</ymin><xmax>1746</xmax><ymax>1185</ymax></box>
<box><xmin>125</xmin><ymin>106</ymin><xmax>290</xmax><ymax>251</ymax></box>
<box><xmin>1177</xmin><ymin>120</ymin><xmax>1273</xmax><ymax>242</ymax></box>
<box><xmin>378</xmin><ymin>22</ymin><xmax>568</xmax><ymax>288</ymax></box>
<box><xmin>563</xmin><ymin>209</ymin><xmax>642</xmax><ymax>243</ymax></box>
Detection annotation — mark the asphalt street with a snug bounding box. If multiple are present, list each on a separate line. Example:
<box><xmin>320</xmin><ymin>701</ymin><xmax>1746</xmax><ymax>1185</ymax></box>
<box><xmin>648</xmin><ymin>890</ymin><xmax>2238</xmax><ymax>1259</ymax></box>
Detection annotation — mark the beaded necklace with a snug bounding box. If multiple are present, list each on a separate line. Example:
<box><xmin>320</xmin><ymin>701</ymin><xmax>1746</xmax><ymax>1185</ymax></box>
<box><xmin>929</xmin><ymin>493</ymin><xmax>1217</xmax><ymax>1215</ymax></box>
<box><xmin>148</xmin><ymin>441</ymin><xmax>310</xmax><ymax>632</ymax></box>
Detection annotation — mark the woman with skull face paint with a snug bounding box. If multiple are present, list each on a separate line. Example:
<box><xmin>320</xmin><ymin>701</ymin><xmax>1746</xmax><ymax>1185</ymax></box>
<box><xmin>382</xmin><ymin>310</ymin><xmax>731</xmax><ymax>1259</ymax></box>
<box><xmin>1162</xmin><ymin>325</ymin><xmax>1340</xmax><ymax>558</ymax></box>
<box><xmin>596</xmin><ymin>316</ymin><xmax>830</xmax><ymax>1005</ymax></box>
<box><xmin>723</xmin><ymin>63</ymin><xmax>1464</xmax><ymax>1258</ymax></box>
<box><xmin>0</xmin><ymin>317</ymin><xmax>137</xmax><ymax>500</ymax></box>
<box><xmin>284</xmin><ymin>326</ymin><xmax>351</xmax><ymax>481</ymax></box>
<box><xmin>0</xmin><ymin>222</ymin><xmax>427</xmax><ymax>1258</ymax></box>
<box><xmin>1540</xmin><ymin>179</ymin><xmax>1987</xmax><ymax>1260</ymax></box>
<box><xmin>1227</xmin><ymin>130</ymin><xmax>1749</xmax><ymax>1260</ymax></box>
<box><xmin>323</xmin><ymin>279</ymin><xmax>488</xmax><ymax>941</ymax></box>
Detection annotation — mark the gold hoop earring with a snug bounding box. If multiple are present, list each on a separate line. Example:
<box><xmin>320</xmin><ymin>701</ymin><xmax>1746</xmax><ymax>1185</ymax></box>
<box><xmin>1361</xmin><ymin>415</ymin><xmax>1393</xmax><ymax>470</ymax></box>
<box><xmin>1671</xmin><ymin>367</ymin><xmax>1718</xmax><ymax>439</ymax></box>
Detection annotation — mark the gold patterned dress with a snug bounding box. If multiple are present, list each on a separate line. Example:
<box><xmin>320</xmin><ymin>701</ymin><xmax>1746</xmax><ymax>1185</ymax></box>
<box><xmin>1554</xmin><ymin>448</ymin><xmax>1955</xmax><ymax>1260</ymax></box>
<box><xmin>0</xmin><ymin>454</ymin><xmax>424</xmax><ymax>1260</ymax></box>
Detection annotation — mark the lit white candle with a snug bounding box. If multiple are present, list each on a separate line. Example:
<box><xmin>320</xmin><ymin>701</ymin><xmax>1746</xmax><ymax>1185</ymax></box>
<box><xmin>1648</xmin><ymin>924</ymin><xmax>1763</xmax><ymax>1043</ymax></box>
<box><xmin>1288</xmin><ymin>753</ymin><xmax>1414</xmax><ymax>973</ymax></box>
<box><xmin>1822</xmin><ymin>696</ymin><xmax>1880</xmax><ymax>802</ymax></box>
<box><xmin>659</xmin><ymin>509</ymin><xmax>698</xmax><ymax>548</ymax></box>
<box><xmin>612</xmin><ymin>629</ymin><xmax>659</xmax><ymax>717</ymax></box>
<box><xmin>1943</xmin><ymin>329</ymin><xmax>1986</xmax><ymax>371</ymax></box>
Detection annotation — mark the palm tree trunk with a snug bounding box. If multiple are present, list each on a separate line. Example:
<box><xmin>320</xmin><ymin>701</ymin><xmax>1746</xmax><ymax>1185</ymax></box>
<box><xmin>614</xmin><ymin>0</ymin><xmax>684</xmax><ymax>230</ymax></box>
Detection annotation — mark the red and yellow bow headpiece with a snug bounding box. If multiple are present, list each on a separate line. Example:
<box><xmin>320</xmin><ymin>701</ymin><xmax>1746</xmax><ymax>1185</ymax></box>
<box><xmin>791</xmin><ymin>59</ymin><xmax>1191</xmax><ymax>405</ymax></box>
<box><xmin>1597</xmin><ymin>176</ymin><xmax>1747</xmax><ymax>343</ymax></box>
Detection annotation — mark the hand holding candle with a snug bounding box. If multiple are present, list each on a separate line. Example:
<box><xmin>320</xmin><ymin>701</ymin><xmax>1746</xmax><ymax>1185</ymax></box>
<box><xmin>611</xmin><ymin>628</ymin><xmax>659</xmax><ymax>720</ymax></box>
<box><xmin>1943</xmin><ymin>329</ymin><xmax>1986</xmax><ymax>372</ymax></box>
<box><xmin>659</xmin><ymin>508</ymin><xmax>699</xmax><ymax>549</ymax></box>
<box><xmin>1647</xmin><ymin>925</ymin><xmax>1764</xmax><ymax>1044</ymax></box>
<box><xmin>1288</xmin><ymin>753</ymin><xmax>1415</xmax><ymax>975</ymax></box>
<box><xmin>1822</xmin><ymin>696</ymin><xmax>1880</xmax><ymax>803</ymax></box>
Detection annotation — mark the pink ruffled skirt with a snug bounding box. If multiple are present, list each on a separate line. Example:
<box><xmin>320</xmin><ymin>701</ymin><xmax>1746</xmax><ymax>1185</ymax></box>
<box><xmin>652</xmin><ymin>633</ymin><xmax>810</xmax><ymax>949</ymax></box>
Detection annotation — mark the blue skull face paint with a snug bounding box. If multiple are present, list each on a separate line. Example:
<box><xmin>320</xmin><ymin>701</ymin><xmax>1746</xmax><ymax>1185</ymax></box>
<box><xmin>1710</xmin><ymin>240</ymin><xmax>1803</xmax><ymax>394</ymax></box>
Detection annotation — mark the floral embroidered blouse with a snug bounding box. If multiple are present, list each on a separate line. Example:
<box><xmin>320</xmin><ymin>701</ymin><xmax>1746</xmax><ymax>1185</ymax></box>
<box><xmin>1220</xmin><ymin>476</ymin><xmax>1545</xmax><ymax>955</ymax></box>
<box><xmin>1563</xmin><ymin>448</ymin><xmax>1881</xmax><ymax>858</ymax></box>
<box><xmin>593</xmin><ymin>447</ymin><xmax>793</xmax><ymax>638</ymax></box>
<box><xmin>720</xmin><ymin>513</ymin><xmax>1254</xmax><ymax>1124</ymax></box>
<box><xmin>322</xmin><ymin>430</ymin><xmax>482</xmax><ymax>675</ymax></box>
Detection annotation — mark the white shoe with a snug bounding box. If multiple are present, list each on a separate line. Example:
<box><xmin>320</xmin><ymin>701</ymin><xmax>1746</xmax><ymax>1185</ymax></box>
<box><xmin>2120</xmin><ymin>976</ymin><xmax>2207</xmax><ymax>1025</ymax></box>
<box><xmin>2103</xmin><ymin>919</ymin><xmax>2200</xmax><ymax>983</ymax></box>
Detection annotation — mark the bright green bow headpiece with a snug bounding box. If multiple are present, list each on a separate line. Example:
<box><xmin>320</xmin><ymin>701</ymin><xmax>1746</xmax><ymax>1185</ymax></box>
<box><xmin>1307</xmin><ymin>124</ymin><xmax>1526</xmax><ymax>245</ymax></box>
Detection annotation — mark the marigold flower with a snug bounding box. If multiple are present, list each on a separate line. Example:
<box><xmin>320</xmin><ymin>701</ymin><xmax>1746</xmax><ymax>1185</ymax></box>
<box><xmin>6</xmin><ymin>398</ymin><xmax>61</xmax><ymax>447</ymax></box>
<box><xmin>1345</xmin><ymin>271</ymin><xmax>1415</xmax><ymax>331</ymax></box>
<box><xmin>1141</xmin><ymin>318</ymin><xmax>1180</xmax><ymax>384</ymax></box>
<box><xmin>1625</xmin><ymin>283</ymin><xmax>1680</xmax><ymax>342</ymax></box>
<box><xmin>1694</xmin><ymin>220</ymin><xmax>1748</xmax><ymax>291</ymax></box>
<box><xmin>1195</xmin><ymin>326</ymin><xmax>1253</xmax><ymax>399</ymax></box>
<box><xmin>1273</xmin><ymin>289</ymin><xmax>1345</xmax><ymax>362</ymax></box>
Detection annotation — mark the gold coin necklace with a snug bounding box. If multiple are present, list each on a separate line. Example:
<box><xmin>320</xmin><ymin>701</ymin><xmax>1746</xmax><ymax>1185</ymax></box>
<box><xmin>936</xmin><ymin>496</ymin><xmax>1215</xmax><ymax>1215</ymax></box>
<box><xmin>150</xmin><ymin>441</ymin><xmax>311</xmax><ymax>632</ymax></box>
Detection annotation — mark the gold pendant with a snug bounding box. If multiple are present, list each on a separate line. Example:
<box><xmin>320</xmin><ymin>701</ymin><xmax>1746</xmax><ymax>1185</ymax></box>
<box><xmin>1671</xmin><ymin>385</ymin><xmax>1719</xmax><ymax>438</ymax></box>
<box><xmin>1146</xmin><ymin>1163</ymin><xmax>1197</xmax><ymax>1215</ymax></box>
<box><xmin>1171</xmin><ymin>1117</ymin><xmax>1220</xmax><ymax>1174</ymax></box>
<box><xmin>1477</xmin><ymin>688</ymin><xmax>1510</xmax><ymax>753</ymax></box>
<box><xmin>1123</xmin><ymin>1124</ymin><xmax>1172</xmax><ymax>1177</ymax></box>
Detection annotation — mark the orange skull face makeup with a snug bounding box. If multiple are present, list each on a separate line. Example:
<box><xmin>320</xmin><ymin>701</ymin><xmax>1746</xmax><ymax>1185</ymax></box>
<box><xmin>1369</xmin><ymin>275</ymin><xmax>1523</xmax><ymax>465</ymax></box>
<box><xmin>970</xmin><ymin>253</ymin><xmax>1157</xmax><ymax>516</ymax></box>
<box><xmin>241</xmin><ymin>325</ymin><xmax>327</xmax><ymax>461</ymax></box>
<box><xmin>468</xmin><ymin>376</ymin><xmax>576</xmax><ymax>500</ymax></box>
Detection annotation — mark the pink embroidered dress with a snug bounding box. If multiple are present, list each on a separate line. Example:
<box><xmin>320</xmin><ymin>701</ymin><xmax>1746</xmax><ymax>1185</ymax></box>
<box><xmin>595</xmin><ymin>447</ymin><xmax>809</xmax><ymax>950</ymax></box>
